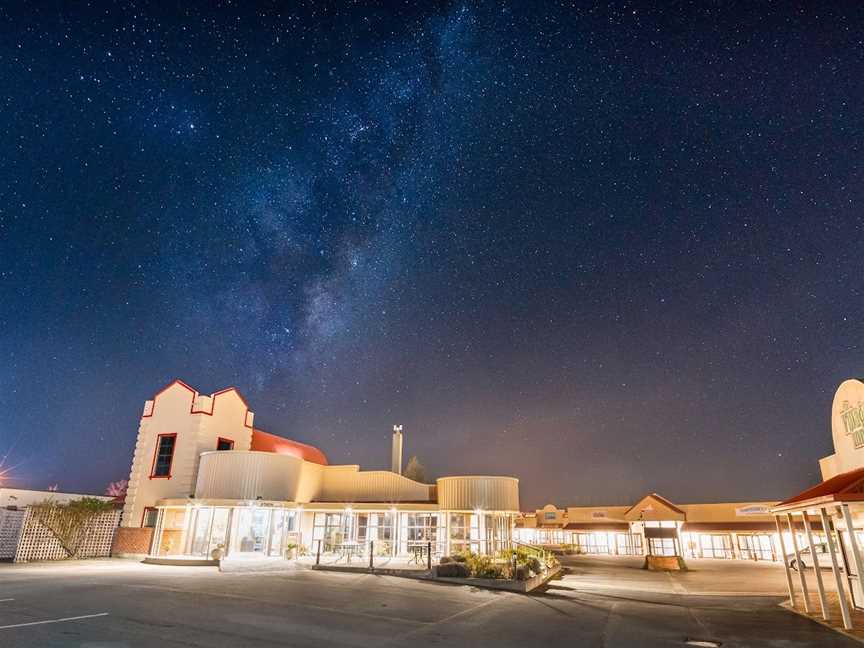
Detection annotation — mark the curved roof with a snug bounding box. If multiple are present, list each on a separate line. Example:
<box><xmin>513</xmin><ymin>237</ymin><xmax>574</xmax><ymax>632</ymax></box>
<box><xmin>250</xmin><ymin>428</ymin><xmax>328</xmax><ymax>465</ymax></box>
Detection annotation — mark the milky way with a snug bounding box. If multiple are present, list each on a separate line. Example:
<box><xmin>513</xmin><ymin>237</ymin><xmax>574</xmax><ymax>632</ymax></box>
<box><xmin>1</xmin><ymin>2</ymin><xmax>863</xmax><ymax>508</ymax></box>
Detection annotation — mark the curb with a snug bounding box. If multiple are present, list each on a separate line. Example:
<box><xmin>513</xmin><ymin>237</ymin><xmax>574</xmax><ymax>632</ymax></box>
<box><xmin>780</xmin><ymin>601</ymin><xmax>864</xmax><ymax>645</ymax></box>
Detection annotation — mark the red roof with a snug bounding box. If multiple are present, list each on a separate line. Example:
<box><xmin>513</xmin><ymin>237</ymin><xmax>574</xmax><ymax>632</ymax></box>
<box><xmin>775</xmin><ymin>466</ymin><xmax>864</xmax><ymax>509</ymax></box>
<box><xmin>250</xmin><ymin>429</ymin><xmax>328</xmax><ymax>465</ymax></box>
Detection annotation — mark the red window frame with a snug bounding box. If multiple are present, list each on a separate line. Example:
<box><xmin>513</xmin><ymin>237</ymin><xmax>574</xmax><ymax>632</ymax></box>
<box><xmin>216</xmin><ymin>437</ymin><xmax>235</xmax><ymax>451</ymax></box>
<box><xmin>149</xmin><ymin>433</ymin><xmax>177</xmax><ymax>479</ymax></box>
<box><xmin>141</xmin><ymin>506</ymin><xmax>158</xmax><ymax>528</ymax></box>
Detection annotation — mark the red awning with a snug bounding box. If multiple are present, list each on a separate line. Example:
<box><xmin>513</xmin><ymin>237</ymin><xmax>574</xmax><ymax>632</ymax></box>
<box><xmin>773</xmin><ymin>466</ymin><xmax>864</xmax><ymax>512</ymax></box>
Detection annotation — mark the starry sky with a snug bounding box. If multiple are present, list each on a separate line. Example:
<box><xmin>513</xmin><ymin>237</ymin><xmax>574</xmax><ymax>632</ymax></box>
<box><xmin>1</xmin><ymin>2</ymin><xmax>862</xmax><ymax>510</ymax></box>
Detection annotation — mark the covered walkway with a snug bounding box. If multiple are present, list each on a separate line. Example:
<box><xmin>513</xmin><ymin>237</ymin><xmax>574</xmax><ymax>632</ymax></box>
<box><xmin>772</xmin><ymin>466</ymin><xmax>864</xmax><ymax>632</ymax></box>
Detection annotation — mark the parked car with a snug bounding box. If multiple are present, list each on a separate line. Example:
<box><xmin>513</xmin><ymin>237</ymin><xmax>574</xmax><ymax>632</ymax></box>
<box><xmin>787</xmin><ymin>543</ymin><xmax>841</xmax><ymax>571</ymax></box>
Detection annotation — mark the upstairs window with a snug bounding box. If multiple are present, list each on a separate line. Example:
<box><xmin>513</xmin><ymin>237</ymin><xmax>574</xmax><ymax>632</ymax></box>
<box><xmin>151</xmin><ymin>434</ymin><xmax>176</xmax><ymax>478</ymax></box>
<box><xmin>216</xmin><ymin>437</ymin><xmax>234</xmax><ymax>451</ymax></box>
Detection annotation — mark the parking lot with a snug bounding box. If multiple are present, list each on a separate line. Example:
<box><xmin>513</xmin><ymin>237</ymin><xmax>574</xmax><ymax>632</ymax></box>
<box><xmin>0</xmin><ymin>556</ymin><xmax>857</xmax><ymax>647</ymax></box>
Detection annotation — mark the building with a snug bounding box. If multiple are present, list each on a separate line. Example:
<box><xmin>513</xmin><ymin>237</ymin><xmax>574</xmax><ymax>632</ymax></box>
<box><xmin>770</xmin><ymin>378</ymin><xmax>864</xmax><ymax>630</ymax></box>
<box><xmin>115</xmin><ymin>379</ymin><xmax>520</xmax><ymax>561</ymax></box>
<box><xmin>515</xmin><ymin>494</ymin><xmax>797</xmax><ymax>561</ymax></box>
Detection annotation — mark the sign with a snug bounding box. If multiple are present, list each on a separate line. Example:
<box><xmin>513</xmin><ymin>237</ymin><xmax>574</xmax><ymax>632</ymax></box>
<box><xmin>591</xmin><ymin>511</ymin><xmax>608</xmax><ymax>519</ymax></box>
<box><xmin>735</xmin><ymin>505</ymin><xmax>770</xmax><ymax>517</ymax></box>
<box><xmin>841</xmin><ymin>402</ymin><xmax>864</xmax><ymax>449</ymax></box>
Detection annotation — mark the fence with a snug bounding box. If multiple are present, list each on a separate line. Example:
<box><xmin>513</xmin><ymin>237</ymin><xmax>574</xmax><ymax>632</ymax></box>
<box><xmin>313</xmin><ymin>540</ymin><xmax>449</xmax><ymax>570</ymax></box>
<box><xmin>13</xmin><ymin>506</ymin><xmax>121</xmax><ymax>562</ymax></box>
<box><xmin>0</xmin><ymin>508</ymin><xmax>26</xmax><ymax>559</ymax></box>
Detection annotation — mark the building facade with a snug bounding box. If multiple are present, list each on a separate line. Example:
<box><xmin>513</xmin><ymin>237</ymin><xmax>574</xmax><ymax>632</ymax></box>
<box><xmin>770</xmin><ymin>378</ymin><xmax>864</xmax><ymax>629</ymax></box>
<box><xmin>515</xmin><ymin>494</ymin><xmax>797</xmax><ymax>562</ymax></box>
<box><xmin>117</xmin><ymin>380</ymin><xmax>520</xmax><ymax>561</ymax></box>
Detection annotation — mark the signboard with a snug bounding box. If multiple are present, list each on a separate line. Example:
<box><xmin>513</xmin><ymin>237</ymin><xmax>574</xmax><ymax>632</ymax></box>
<box><xmin>591</xmin><ymin>511</ymin><xmax>608</xmax><ymax>519</ymax></box>
<box><xmin>841</xmin><ymin>402</ymin><xmax>864</xmax><ymax>449</ymax></box>
<box><xmin>735</xmin><ymin>505</ymin><xmax>771</xmax><ymax>517</ymax></box>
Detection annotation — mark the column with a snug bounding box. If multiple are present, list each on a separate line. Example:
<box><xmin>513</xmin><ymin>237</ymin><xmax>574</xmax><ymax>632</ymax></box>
<box><xmin>841</xmin><ymin>503</ymin><xmax>864</xmax><ymax>609</ymax></box>
<box><xmin>775</xmin><ymin>515</ymin><xmax>795</xmax><ymax>606</ymax></box>
<box><xmin>820</xmin><ymin>507</ymin><xmax>853</xmax><ymax>630</ymax></box>
<box><xmin>802</xmin><ymin>511</ymin><xmax>829</xmax><ymax>621</ymax></box>
<box><xmin>786</xmin><ymin>513</ymin><xmax>811</xmax><ymax>613</ymax></box>
<box><xmin>150</xmin><ymin>508</ymin><xmax>165</xmax><ymax>556</ymax></box>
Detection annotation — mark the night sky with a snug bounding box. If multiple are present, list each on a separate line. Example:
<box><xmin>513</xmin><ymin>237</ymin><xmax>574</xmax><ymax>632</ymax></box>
<box><xmin>1</xmin><ymin>2</ymin><xmax>862</xmax><ymax>510</ymax></box>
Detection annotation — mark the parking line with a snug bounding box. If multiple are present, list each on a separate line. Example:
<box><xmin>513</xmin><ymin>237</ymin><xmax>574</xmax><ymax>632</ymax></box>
<box><xmin>0</xmin><ymin>612</ymin><xmax>109</xmax><ymax>630</ymax></box>
<box><xmin>0</xmin><ymin>599</ymin><xmax>14</xmax><ymax>603</ymax></box>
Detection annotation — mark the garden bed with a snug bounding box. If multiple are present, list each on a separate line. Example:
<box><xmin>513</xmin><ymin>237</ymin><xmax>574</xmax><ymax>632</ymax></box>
<box><xmin>430</xmin><ymin>563</ymin><xmax>562</xmax><ymax>593</ymax></box>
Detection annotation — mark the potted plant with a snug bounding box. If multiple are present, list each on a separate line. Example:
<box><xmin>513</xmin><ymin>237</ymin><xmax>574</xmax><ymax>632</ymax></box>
<box><xmin>210</xmin><ymin>543</ymin><xmax>225</xmax><ymax>561</ymax></box>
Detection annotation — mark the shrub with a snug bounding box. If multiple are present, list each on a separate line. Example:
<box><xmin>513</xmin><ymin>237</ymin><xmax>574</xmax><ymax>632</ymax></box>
<box><xmin>437</xmin><ymin>562</ymin><xmax>470</xmax><ymax>578</ymax></box>
<box><xmin>440</xmin><ymin>556</ymin><xmax>454</xmax><ymax>564</ymax></box>
<box><xmin>515</xmin><ymin>565</ymin><xmax>531</xmax><ymax>581</ymax></box>
<box><xmin>527</xmin><ymin>556</ymin><xmax>543</xmax><ymax>575</ymax></box>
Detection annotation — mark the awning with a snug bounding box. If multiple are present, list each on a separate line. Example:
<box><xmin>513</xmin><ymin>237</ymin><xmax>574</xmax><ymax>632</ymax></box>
<box><xmin>772</xmin><ymin>466</ymin><xmax>864</xmax><ymax>512</ymax></box>
<box><xmin>644</xmin><ymin>527</ymin><xmax>678</xmax><ymax>539</ymax></box>
<box><xmin>564</xmin><ymin>522</ymin><xmax>630</xmax><ymax>532</ymax></box>
<box><xmin>681</xmin><ymin>521</ymin><xmax>824</xmax><ymax>533</ymax></box>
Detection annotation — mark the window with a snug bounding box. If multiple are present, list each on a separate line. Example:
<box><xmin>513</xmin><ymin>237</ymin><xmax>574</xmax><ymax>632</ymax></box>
<box><xmin>544</xmin><ymin>511</ymin><xmax>557</xmax><ymax>521</ymax></box>
<box><xmin>698</xmin><ymin>534</ymin><xmax>733</xmax><ymax>559</ymax></box>
<box><xmin>312</xmin><ymin>513</ymin><xmax>353</xmax><ymax>552</ymax></box>
<box><xmin>216</xmin><ymin>437</ymin><xmax>234</xmax><ymax>451</ymax></box>
<box><xmin>142</xmin><ymin>507</ymin><xmax>158</xmax><ymax>528</ymax></box>
<box><xmin>649</xmin><ymin>537</ymin><xmax>677</xmax><ymax>556</ymax></box>
<box><xmin>406</xmin><ymin>514</ymin><xmax>439</xmax><ymax>551</ymax></box>
<box><xmin>150</xmin><ymin>434</ymin><xmax>177</xmax><ymax>478</ymax></box>
<box><xmin>357</xmin><ymin>513</ymin><xmax>394</xmax><ymax>551</ymax></box>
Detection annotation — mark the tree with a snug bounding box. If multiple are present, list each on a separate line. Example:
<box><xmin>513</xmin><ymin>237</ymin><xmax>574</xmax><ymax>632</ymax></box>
<box><xmin>30</xmin><ymin>497</ymin><xmax>116</xmax><ymax>558</ymax></box>
<box><xmin>104</xmin><ymin>479</ymin><xmax>128</xmax><ymax>498</ymax></box>
<box><xmin>403</xmin><ymin>456</ymin><xmax>427</xmax><ymax>483</ymax></box>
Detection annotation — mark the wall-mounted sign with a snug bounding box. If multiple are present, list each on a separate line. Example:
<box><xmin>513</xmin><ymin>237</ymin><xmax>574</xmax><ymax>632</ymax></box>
<box><xmin>591</xmin><ymin>511</ymin><xmax>608</xmax><ymax>519</ymax></box>
<box><xmin>841</xmin><ymin>402</ymin><xmax>864</xmax><ymax>449</ymax></box>
<box><xmin>735</xmin><ymin>505</ymin><xmax>770</xmax><ymax>517</ymax></box>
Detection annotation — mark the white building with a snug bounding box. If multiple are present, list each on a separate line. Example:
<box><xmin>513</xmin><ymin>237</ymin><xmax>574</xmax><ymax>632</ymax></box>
<box><xmin>115</xmin><ymin>380</ymin><xmax>519</xmax><ymax>562</ymax></box>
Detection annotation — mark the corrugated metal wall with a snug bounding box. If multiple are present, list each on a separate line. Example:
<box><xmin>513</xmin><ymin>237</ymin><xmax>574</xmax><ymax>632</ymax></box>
<box><xmin>436</xmin><ymin>476</ymin><xmax>520</xmax><ymax>512</ymax></box>
<box><xmin>318</xmin><ymin>469</ymin><xmax>432</xmax><ymax>503</ymax></box>
<box><xmin>194</xmin><ymin>451</ymin><xmax>311</xmax><ymax>501</ymax></box>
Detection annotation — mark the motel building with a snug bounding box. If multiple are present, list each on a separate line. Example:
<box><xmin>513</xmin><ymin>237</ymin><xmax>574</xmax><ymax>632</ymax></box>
<box><xmin>514</xmin><ymin>495</ymin><xmax>802</xmax><ymax>562</ymax></box>
<box><xmin>114</xmin><ymin>380</ymin><xmax>519</xmax><ymax>564</ymax></box>
<box><xmin>770</xmin><ymin>378</ymin><xmax>864</xmax><ymax>630</ymax></box>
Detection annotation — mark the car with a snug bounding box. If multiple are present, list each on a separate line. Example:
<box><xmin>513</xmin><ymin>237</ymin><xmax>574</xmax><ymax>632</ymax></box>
<box><xmin>787</xmin><ymin>542</ymin><xmax>842</xmax><ymax>571</ymax></box>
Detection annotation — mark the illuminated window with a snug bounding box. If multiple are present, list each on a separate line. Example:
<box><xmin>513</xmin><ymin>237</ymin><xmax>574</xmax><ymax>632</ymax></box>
<box><xmin>406</xmin><ymin>513</ymin><xmax>439</xmax><ymax>550</ymax></box>
<box><xmin>151</xmin><ymin>434</ymin><xmax>176</xmax><ymax>478</ymax></box>
<box><xmin>649</xmin><ymin>537</ymin><xmax>676</xmax><ymax>556</ymax></box>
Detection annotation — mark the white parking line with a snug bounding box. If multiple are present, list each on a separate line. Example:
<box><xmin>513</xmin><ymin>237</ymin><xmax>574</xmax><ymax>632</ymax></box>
<box><xmin>0</xmin><ymin>612</ymin><xmax>109</xmax><ymax>630</ymax></box>
<box><xmin>0</xmin><ymin>599</ymin><xmax>14</xmax><ymax>603</ymax></box>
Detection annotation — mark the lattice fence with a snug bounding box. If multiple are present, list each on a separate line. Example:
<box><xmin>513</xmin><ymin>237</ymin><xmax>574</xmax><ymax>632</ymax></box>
<box><xmin>0</xmin><ymin>508</ymin><xmax>25</xmax><ymax>559</ymax></box>
<box><xmin>13</xmin><ymin>506</ymin><xmax>121</xmax><ymax>562</ymax></box>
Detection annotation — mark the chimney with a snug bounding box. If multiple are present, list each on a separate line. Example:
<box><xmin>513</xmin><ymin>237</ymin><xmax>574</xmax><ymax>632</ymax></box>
<box><xmin>391</xmin><ymin>425</ymin><xmax>403</xmax><ymax>475</ymax></box>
